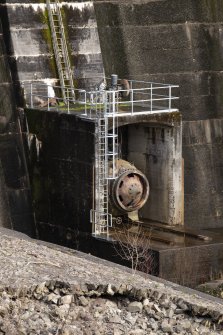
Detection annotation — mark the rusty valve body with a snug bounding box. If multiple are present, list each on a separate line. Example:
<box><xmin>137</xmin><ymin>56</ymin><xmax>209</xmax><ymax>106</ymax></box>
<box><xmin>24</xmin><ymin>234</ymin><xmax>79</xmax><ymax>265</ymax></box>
<box><xmin>109</xmin><ymin>159</ymin><xmax>149</xmax><ymax>213</ymax></box>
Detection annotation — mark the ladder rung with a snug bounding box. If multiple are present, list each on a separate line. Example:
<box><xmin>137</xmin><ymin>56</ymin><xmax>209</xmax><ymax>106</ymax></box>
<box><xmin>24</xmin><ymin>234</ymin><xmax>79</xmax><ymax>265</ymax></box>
<box><xmin>106</xmin><ymin>154</ymin><xmax>117</xmax><ymax>159</ymax></box>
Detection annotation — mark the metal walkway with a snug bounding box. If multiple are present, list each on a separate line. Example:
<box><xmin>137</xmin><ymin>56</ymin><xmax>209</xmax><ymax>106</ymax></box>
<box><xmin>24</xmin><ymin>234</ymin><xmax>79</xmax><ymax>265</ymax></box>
<box><xmin>46</xmin><ymin>0</ymin><xmax>75</xmax><ymax>102</ymax></box>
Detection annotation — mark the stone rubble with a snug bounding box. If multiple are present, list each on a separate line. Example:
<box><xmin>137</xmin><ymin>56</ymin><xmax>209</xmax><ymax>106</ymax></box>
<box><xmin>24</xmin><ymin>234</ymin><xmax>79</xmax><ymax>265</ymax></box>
<box><xmin>0</xmin><ymin>286</ymin><xmax>221</xmax><ymax>335</ymax></box>
<box><xmin>0</xmin><ymin>231</ymin><xmax>221</xmax><ymax>334</ymax></box>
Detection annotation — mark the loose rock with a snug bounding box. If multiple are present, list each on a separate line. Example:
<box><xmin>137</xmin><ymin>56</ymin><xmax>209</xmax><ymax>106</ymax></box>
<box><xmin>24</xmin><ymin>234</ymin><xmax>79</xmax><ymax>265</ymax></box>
<box><xmin>127</xmin><ymin>301</ymin><xmax>143</xmax><ymax>313</ymax></box>
<box><xmin>78</xmin><ymin>296</ymin><xmax>89</xmax><ymax>306</ymax></box>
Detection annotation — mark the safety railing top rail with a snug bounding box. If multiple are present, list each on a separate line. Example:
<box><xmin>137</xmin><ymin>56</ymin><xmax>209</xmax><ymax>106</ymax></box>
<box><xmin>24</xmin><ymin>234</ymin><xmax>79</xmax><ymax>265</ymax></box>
<box><xmin>25</xmin><ymin>79</ymin><xmax>179</xmax><ymax>117</ymax></box>
<box><xmin>105</xmin><ymin>77</ymin><xmax>178</xmax><ymax>87</ymax></box>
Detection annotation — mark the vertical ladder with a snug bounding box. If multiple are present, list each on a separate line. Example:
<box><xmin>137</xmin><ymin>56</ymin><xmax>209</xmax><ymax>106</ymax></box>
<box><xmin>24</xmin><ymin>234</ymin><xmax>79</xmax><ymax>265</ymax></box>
<box><xmin>98</xmin><ymin>117</ymin><xmax>110</xmax><ymax>234</ymax></box>
<box><xmin>91</xmin><ymin>117</ymin><xmax>111</xmax><ymax>236</ymax></box>
<box><xmin>46</xmin><ymin>0</ymin><xmax>75</xmax><ymax>102</ymax></box>
<box><xmin>91</xmin><ymin>91</ymin><xmax>118</xmax><ymax>236</ymax></box>
<box><xmin>105</xmin><ymin>90</ymin><xmax>119</xmax><ymax>179</ymax></box>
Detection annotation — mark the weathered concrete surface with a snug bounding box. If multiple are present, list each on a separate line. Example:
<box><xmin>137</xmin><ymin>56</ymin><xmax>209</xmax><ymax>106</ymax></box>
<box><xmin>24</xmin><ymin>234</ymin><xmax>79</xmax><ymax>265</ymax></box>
<box><xmin>0</xmin><ymin>0</ymin><xmax>104</xmax><ymax>103</ymax></box>
<box><xmin>127</xmin><ymin>119</ymin><xmax>182</xmax><ymax>225</ymax></box>
<box><xmin>183</xmin><ymin>119</ymin><xmax>223</xmax><ymax>228</ymax></box>
<box><xmin>94</xmin><ymin>0</ymin><xmax>223</xmax><ymax>229</ymax></box>
<box><xmin>0</xmin><ymin>20</ymin><xmax>35</xmax><ymax>235</ymax></box>
<box><xmin>158</xmin><ymin>240</ymin><xmax>223</xmax><ymax>288</ymax></box>
<box><xmin>25</xmin><ymin>108</ymin><xmax>95</xmax><ymax>245</ymax></box>
<box><xmin>0</xmin><ymin>228</ymin><xmax>222</xmax><ymax>334</ymax></box>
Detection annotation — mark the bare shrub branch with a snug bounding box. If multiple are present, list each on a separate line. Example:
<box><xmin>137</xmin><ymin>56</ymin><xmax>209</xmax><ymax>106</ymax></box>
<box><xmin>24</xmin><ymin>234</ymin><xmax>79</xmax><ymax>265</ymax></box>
<box><xmin>112</xmin><ymin>222</ymin><xmax>154</xmax><ymax>275</ymax></box>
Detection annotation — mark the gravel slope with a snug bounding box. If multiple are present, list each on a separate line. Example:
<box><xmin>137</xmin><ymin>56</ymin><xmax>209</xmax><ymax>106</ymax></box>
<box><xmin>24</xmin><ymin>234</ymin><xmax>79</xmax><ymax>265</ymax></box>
<box><xmin>0</xmin><ymin>230</ymin><xmax>222</xmax><ymax>334</ymax></box>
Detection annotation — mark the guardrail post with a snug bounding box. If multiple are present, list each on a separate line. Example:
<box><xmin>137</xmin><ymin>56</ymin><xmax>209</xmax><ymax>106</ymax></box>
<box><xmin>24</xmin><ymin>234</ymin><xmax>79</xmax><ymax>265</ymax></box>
<box><xmin>84</xmin><ymin>91</ymin><xmax>87</xmax><ymax>116</ymax></box>
<box><xmin>131</xmin><ymin>89</ymin><xmax>133</xmax><ymax>115</ymax></box>
<box><xmin>169</xmin><ymin>86</ymin><xmax>171</xmax><ymax>111</ymax></box>
<box><xmin>104</xmin><ymin>91</ymin><xmax>108</xmax><ymax>117</ymax></box>
<box><xmin>150</xmin><ymin>83</ymin><xmax>153</xmax><ymax>112</ymax></box>
<box><xmin>30</xmin><ymin>82</ymin><xmax>33</xmax><ymax>108</ymax></box>
<box><xmin>112</xmin><ymin>90</ymin><xmax>116</xmax><ymax>115</ymax></box>
<box><xmin>67</xmin><ymin>88</ymin><xmax>70</xmax><ymax>114</ymax></box>
<box><xmin>47</xmin><ymin>85</ymin><xmax>50</xmax><ymax>111</ymax></box>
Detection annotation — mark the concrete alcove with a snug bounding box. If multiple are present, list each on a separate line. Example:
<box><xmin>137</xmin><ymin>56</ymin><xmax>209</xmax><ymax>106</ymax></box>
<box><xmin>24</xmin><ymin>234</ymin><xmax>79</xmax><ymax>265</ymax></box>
<box><xmin>116</xmin><ymin>120</ymin><xmax>183</xmax><ymax>226</ymax></box>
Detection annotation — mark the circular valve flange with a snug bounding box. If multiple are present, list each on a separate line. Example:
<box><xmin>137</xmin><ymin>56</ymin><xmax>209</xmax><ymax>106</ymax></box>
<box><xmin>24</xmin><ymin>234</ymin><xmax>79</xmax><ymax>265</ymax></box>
<box><xmin>110</xmin><ymin>162</ymin><xmax>149</xmax><ymax>212</ymax></box>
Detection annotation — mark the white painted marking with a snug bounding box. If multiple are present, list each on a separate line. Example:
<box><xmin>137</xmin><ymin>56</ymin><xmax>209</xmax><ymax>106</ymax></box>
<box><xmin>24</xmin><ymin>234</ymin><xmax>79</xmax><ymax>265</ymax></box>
<box><xmin>2</xmin><ymin>2</ymin><xmax>93</xmax><ymax>12</ymax></box>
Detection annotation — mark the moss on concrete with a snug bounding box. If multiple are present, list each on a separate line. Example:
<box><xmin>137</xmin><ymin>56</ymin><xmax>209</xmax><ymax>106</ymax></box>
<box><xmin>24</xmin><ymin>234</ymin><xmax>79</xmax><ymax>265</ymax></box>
<box><xmin>41</xmin><ymin>9</ymin><xmax>58</xmax><ymax>79</ymax></box>
<box><xmin>60</xmin><ymin>5</ymin><xmax>78</xmax><ymax>89</ymax></box>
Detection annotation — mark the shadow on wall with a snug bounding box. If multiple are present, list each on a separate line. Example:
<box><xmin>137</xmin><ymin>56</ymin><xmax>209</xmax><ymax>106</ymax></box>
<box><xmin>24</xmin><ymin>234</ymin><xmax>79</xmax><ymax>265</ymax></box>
<box><xmin>0</xmin><ymin>3</ymin><xmax>24</xmax><ymax>106</ymax></box>
<box><xmin>0</xmin><ymin>14</ymin><xmax>35</xmax><ymax>236</ymax></box>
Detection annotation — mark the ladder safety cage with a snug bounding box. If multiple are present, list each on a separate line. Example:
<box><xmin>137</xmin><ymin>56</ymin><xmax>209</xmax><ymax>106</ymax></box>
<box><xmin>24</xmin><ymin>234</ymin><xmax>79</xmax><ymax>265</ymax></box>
<box><xmin>92</xmin><ymin>114</ymin><xmax>113</xmax><ymax>236</ymax></box>
<box><xmin>90</xmin><ymin>210</ymin><xmax>112</xmax><ymax>237</ymax></box>
<box><xmin>105</xmin><ymin>90</ymin><xmax>119</xmax><ymax>180</ymax></box>
<box><xmin>90</xmin><ymin>90</ymin><xmax>119</xmax><ymax>236</ymax></box>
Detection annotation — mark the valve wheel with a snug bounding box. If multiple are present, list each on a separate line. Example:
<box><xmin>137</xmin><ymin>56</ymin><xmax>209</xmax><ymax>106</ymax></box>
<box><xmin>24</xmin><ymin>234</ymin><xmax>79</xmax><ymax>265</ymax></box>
<box><xmin>111</xmin><ymin>169</ymin><xmax>149</xmax><ymax>212</ymax></box>
<box><xmin>115</xmin><ymin>216</ymin><xmax>123</xmax><ymax>225</ymax></box>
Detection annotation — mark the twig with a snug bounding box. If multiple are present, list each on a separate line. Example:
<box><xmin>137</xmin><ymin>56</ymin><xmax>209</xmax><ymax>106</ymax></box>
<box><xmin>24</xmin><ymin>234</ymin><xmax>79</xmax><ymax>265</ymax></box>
<box><xmin>25</xmin><ymin>261</ymin><xmax>61</xmax><ymax>268</ymax></box>
<box><xmin>113</xmin><ymin>223</ymin><xmax>153</xmax><ymax>275</ymax></box>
